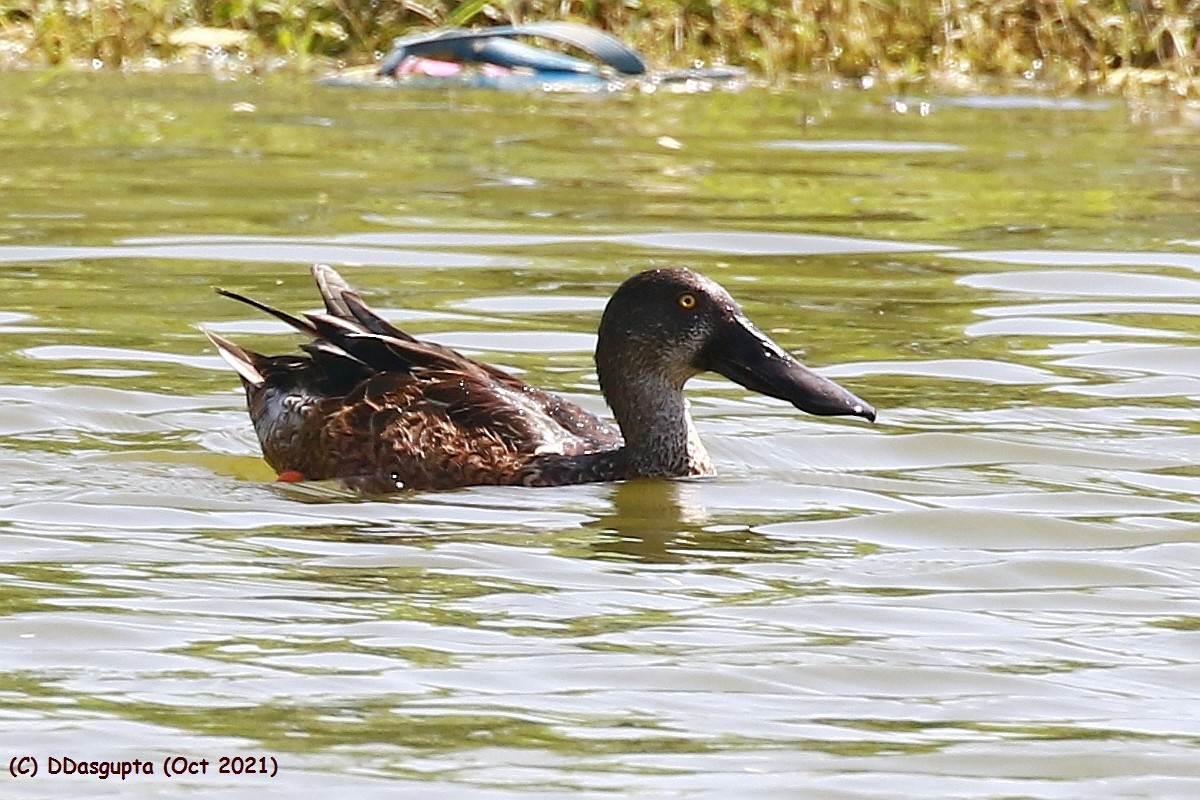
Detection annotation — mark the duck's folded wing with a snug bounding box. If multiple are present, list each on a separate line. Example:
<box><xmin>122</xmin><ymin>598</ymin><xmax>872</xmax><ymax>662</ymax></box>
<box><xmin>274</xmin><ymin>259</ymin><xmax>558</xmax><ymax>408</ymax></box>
<box><xmin>310</xmin><ymin>264</ymin><xmax>621</xmax><ymax>450</ymax></box>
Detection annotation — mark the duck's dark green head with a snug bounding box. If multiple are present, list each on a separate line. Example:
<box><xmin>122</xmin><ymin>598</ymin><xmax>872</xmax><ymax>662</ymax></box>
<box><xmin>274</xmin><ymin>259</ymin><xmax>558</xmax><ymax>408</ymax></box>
<box><xmin>596</xmin><ymin>268</ymin><xmax>876</xmax><ymax>422</ymax></box>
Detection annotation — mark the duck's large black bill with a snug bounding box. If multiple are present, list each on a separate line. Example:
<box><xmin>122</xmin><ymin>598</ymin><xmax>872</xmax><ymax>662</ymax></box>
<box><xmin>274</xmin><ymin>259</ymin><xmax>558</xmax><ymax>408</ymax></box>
<box><xmin>697</xmin><ymin>314</ymin><xmax>876</xmax><ymax>422</ymax></box>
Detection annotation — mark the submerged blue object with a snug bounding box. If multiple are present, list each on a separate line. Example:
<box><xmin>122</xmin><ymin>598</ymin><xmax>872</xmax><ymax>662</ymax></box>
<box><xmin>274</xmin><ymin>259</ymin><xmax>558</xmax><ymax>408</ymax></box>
<box><xmin>318</xmin><ymin>20</ymin><xmax>745</xmax><ymax>93</ymax></box>
<box><xmin>376</xmin><ymin>21</ymin><xmax>647</xmax><ymax>78</ymax></box>
<box><xmin>423</xmin><ymin>36</ymin><xmax>598</xmax><ymax>75</ymax></box>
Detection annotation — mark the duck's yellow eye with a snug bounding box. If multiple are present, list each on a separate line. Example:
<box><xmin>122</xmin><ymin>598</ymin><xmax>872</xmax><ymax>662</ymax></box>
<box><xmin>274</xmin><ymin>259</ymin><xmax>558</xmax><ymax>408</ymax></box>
<box><xmin>677</xmin><ymin>293</ymin><xmax>697</xmax><ymax>310</ymax></box>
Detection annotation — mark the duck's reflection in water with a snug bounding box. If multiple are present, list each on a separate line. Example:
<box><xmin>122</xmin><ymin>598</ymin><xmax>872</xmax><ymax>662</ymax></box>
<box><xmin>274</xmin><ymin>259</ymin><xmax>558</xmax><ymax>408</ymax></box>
<box><xmin>586</xmin><ymin>478</ymin><xmax>716</xmax><ymax>562</ymax></box>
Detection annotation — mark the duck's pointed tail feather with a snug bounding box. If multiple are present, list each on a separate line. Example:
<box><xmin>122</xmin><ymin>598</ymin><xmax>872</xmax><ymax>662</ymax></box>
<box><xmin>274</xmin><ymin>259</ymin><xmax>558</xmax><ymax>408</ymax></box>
<box><xmin>342</xmin><ymin>291</ymin><xmax>416</xmax><ymax>341</ymax></box>
<box><xmin>215</xmin><ymin>287</ymin><xmax>321</xmax><ymax>339</ymax></box>
<box><xmin>312</xmin><ymin>263</ymin><xmax>356</xmax><ymax>318</ymax></box>
<box><xmin>311</xmin><ymin>263</ymin><xmax>416</xmax><ymax>342</ymax></box>
<box><xmin>204</xmin><ymin>329</ymin><xmax>267</xmax><ymax>387</ymax></box>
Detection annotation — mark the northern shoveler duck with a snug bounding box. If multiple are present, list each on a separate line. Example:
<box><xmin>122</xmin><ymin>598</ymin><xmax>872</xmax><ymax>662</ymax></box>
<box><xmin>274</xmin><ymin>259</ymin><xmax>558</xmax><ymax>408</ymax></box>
<box><xmin>206</xmin><ymin>265</ymin><xmax>875</xmax><ymax>491</ymax></box>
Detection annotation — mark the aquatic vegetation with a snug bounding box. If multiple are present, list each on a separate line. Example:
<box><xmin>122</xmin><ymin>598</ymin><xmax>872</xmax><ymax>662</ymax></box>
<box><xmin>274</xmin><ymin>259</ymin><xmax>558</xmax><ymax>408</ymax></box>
<box><xmin>0</xmin><ymin>1</ymin><xmax>1197</xmax><ymax>97</ymax></box>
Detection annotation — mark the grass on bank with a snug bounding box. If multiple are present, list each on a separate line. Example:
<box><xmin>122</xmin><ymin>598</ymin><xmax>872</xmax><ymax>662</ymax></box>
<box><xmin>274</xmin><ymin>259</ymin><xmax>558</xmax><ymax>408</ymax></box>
<box><xmin>0</xmin><ymin>1</ymin><xmax>1197</xmax><ymax>97</ymax></box>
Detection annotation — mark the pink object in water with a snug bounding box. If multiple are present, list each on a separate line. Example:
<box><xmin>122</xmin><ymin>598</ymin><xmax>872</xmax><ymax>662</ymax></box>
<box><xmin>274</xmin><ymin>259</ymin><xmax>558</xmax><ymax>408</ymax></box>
<box><xmin>398</xmin><ymin>56</ymin><xmax>464</xmax><ymax>77</ymax></box>
<box><xmin>396</xmin><ymin>56</ymin><xmax>514</xmax><ymax>79</ymax></box>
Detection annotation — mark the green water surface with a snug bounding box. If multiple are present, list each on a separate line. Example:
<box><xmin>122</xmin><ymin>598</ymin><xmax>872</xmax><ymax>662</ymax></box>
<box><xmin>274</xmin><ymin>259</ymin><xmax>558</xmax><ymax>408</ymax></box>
<box><xmin>0</xmin><ymin>71</ymin><xmax>1198</xmax><ymax>799</ymax></box>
